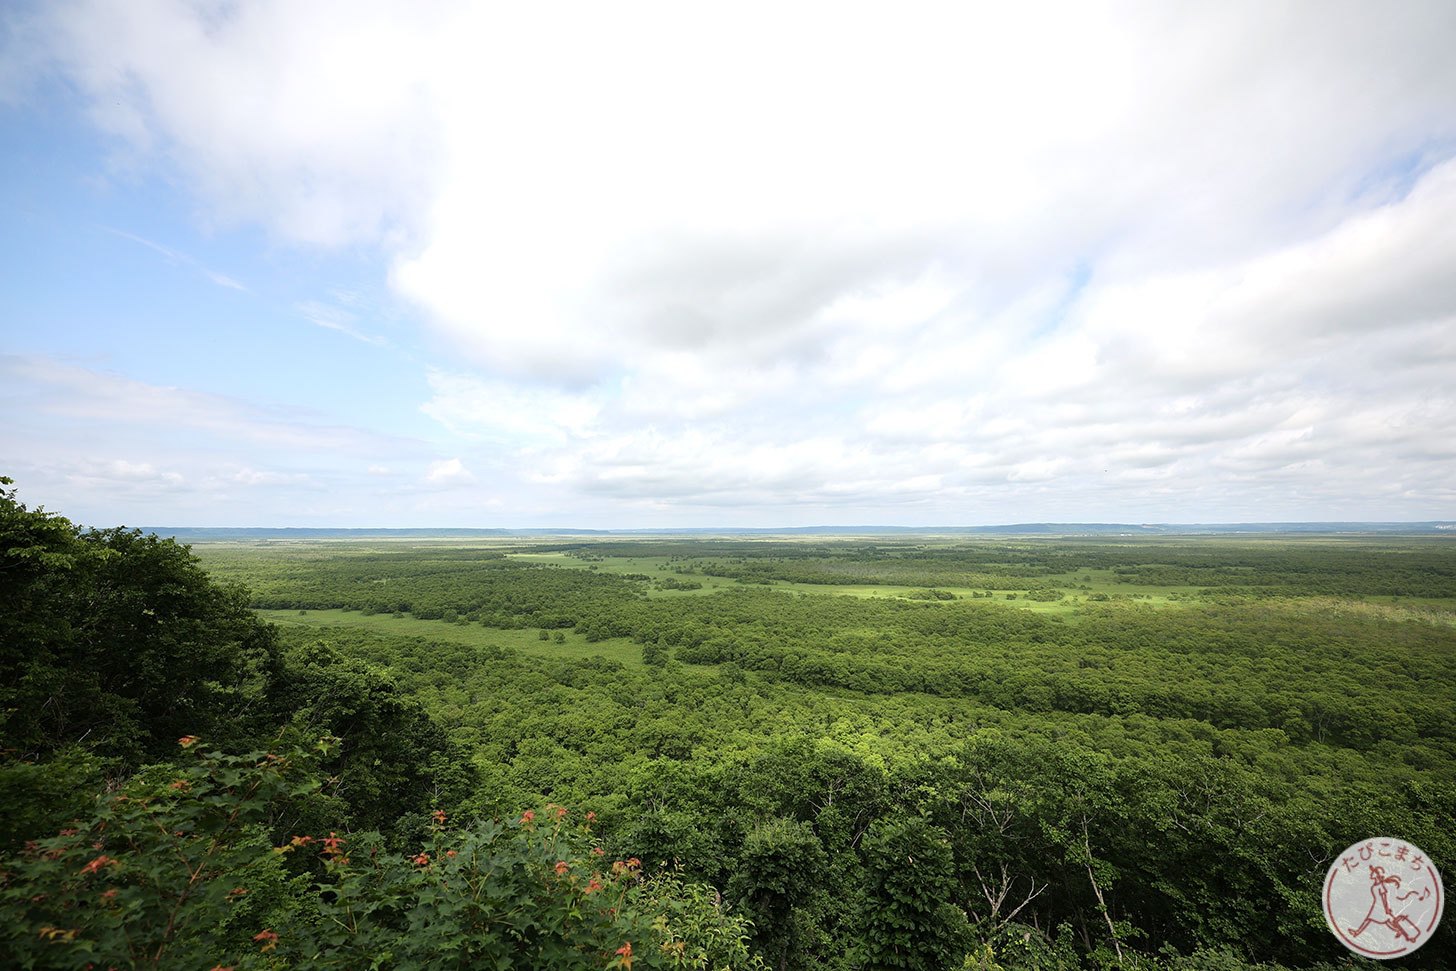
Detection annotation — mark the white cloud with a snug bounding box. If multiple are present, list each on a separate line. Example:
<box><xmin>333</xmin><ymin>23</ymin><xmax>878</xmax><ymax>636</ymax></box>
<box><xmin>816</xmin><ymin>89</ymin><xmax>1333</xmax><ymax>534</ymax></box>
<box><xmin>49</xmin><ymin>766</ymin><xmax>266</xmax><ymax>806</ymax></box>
<box><xmin>421</xmin><ymin>370</ymin><xmax>601</xmax><ymax>443</ymax></box>
<box><xmin>74</xmin><ymin>459</ymin><xmax>185</xmax><ymax>487</ymax></box>
<box><xmin>204</xmin><ymin>270</ymin><xmax>247</xmax><ymax>292</ymax></box>
<box><xmin>105</xmin><ymin>228</ymin><xmax>250</xmax><ymax>292</ymax></box>
<box><xmin>29</xmin><ymin>0</ymin><xmax>444</xmax><ymax>246</ymax></box>
<box><xmin>296</xmin><ymin>300</ymin><xmax>387</xmax><ymax>346</ymax></box>
<box><xmin>230</xmin><ymin>467</ymin><xmax>315</xmax><ymax>487</ymax></box>
<box><xmin>1</xmin><ymin>355</ymin><xmax>404</xmax><ymax>453</ymax></box>
<box><xmin>10</xmin><ymin>1</ymin><xmax>1456</xmax><ymax>522</ymax></box>
<box><xmin>505</xmin><ymin>176</ymin><xmax>1456</xmax><ymax>517</ymax></box>
<box><xmin>0</xmin><ymin>355</ymin><xmax>464</xmax><ymax>525</ymax></box>
<box><xmin>424</xmin><ymin>457</ymin><xmax>474</xmax><ymax>485</ymax></box>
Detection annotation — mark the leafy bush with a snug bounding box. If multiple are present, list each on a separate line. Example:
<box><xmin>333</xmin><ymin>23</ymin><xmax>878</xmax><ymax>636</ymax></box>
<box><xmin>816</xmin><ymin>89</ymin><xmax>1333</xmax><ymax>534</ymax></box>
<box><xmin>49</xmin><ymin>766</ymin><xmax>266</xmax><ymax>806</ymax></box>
<box><xmin>0</xmin><ymin>737</ymin><xmax>764</xmax><ymax>970</ymax></box>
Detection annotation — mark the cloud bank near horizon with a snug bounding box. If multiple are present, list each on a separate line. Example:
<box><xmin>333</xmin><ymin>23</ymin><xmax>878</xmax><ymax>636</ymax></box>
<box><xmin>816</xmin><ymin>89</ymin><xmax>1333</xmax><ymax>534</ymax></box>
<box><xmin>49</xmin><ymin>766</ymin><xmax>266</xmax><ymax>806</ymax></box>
<box><xmin>3</xmin><ymin>1</ymin><xmax>1455</xmax><ymax>526</ymax></box>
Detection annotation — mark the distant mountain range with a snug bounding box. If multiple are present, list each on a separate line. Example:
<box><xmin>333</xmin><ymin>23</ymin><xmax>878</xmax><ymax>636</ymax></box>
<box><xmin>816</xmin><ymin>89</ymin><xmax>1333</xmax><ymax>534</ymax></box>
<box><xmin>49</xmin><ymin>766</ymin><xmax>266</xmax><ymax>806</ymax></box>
<box><xmin>141</xmin><ymin>522</ymin><xmax>1456</xmax><ymax>541</ymax></box>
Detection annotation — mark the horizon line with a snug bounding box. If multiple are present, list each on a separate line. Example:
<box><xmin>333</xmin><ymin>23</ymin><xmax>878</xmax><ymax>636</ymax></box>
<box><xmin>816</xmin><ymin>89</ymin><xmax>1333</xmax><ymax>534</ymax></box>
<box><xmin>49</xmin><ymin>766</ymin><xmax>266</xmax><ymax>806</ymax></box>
<box><xmin>133</xmin><ymin>520</ymin><xmax>1456</xmax><ymax>534</ymax></box>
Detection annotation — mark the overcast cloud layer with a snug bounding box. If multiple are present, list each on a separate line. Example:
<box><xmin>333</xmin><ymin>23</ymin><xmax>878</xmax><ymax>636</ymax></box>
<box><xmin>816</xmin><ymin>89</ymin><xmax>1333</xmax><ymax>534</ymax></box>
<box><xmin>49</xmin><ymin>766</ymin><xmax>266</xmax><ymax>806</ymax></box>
<box><xmin>3</xmin><ymin>0</ymin><xmax>1455</xmax><ymax>526</ymax></box>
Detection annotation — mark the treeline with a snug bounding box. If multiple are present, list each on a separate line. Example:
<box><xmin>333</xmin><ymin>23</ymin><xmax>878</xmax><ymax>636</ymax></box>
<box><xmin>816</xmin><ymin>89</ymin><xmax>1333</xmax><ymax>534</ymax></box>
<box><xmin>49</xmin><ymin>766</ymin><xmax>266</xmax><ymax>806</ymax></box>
<box><xmin>231</xmin><ymin>548</ymin><xmax>647</xmax><ymax>628</ymax></box>
<box><xmin>530</xmin><ymin>537</ymin><xmax>1456</xmax><ymax>597</ymax></box>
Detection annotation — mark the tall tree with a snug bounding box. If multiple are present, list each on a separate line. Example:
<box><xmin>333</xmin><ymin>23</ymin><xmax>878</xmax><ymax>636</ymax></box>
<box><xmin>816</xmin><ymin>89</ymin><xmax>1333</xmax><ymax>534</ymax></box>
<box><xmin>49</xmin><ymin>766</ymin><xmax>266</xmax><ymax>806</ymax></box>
<box><xmin>1</xmin><ymin>477</ymin><xmax>279</xmax><ymax>764</ymax></box>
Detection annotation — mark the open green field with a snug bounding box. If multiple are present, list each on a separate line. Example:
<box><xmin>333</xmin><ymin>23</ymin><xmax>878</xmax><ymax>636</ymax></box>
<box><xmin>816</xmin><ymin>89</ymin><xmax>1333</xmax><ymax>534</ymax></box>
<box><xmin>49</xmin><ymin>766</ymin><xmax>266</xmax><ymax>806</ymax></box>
<box><xmin>505</xmin><ymin>550</ymin><xmax>1202</xmax><ymax>613</ymax></box>
<box><xmin>257</xmin><ymin>607</ymin><xmax>649</xmax><ymax>669</ymax></box>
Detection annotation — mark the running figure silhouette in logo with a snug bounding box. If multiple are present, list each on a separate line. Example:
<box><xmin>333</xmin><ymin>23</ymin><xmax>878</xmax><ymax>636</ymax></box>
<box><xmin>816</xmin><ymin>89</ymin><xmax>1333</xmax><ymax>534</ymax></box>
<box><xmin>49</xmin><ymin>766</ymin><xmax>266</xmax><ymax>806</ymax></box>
<box><xmin>1347</xmin><ymin>864</ymin><xmax>1429</xmax><ymax>944</ymax></box>
<box><xmin>1324</xmin><ymin>837</ymin><xmax>1443</xmax><ymax>959</ymax></box>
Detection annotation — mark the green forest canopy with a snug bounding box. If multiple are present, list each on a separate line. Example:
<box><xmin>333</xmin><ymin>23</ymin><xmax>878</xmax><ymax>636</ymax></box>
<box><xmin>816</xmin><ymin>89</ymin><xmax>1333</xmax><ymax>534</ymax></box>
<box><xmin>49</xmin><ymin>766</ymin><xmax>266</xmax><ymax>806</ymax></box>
<box><xmin>3</xmin><ymin>477</ymin><xmax>1454</xmax><ymax>969</ymax></box>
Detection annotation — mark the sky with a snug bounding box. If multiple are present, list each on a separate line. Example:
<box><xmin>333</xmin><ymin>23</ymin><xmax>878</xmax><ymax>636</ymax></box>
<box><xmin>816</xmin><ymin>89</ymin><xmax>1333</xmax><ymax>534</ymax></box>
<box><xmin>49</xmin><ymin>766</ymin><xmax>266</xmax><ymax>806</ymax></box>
<box><xmin>2</xmin><ymin>1</ymin><xmax>1455</xmax><ymax>528</ymax></box>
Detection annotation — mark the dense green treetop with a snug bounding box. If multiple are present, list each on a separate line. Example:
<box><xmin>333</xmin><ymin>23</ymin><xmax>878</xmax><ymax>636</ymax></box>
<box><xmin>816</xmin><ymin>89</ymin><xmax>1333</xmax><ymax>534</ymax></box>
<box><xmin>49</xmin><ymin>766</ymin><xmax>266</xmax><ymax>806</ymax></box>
<box><xmin>1</xmin><ymin>478</ymin><xmax>279</xmax><ymax>764</ymax></box>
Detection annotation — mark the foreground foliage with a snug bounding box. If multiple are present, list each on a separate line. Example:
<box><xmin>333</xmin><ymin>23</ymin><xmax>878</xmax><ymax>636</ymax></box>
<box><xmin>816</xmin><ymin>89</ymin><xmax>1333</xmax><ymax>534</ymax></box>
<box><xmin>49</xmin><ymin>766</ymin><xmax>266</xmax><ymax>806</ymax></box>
<box><xmin>0</xmin><ymin>738</ymin><xmax>760</xmax><ymax>970</ymax></box>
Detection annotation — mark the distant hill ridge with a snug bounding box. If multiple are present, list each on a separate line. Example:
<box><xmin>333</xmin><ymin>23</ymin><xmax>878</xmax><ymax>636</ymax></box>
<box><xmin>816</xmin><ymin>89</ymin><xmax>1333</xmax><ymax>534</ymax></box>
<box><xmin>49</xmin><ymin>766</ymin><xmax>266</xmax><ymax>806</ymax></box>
<box><xmin>140</xmin><ymin>522</ymin><xmax>1456</xmax><ymax>541</ymax></box>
